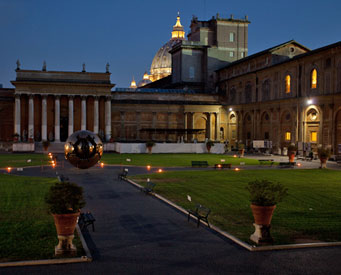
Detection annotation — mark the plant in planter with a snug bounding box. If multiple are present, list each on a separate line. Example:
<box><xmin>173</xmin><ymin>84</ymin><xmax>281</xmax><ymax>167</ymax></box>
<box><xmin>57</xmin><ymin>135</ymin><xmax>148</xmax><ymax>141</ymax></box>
<box><xmin>317</xmin><ymin>146</ymin><xmax>331</xmax><ymax>169</ymax></box>
<box><xmin>287</xmin><ymin>144</ymin><xmax>297</xmax><ymax>163</ymax></box>
<box><xmin>206</xmin><ymin>140</ymin><xmax>215</xmax><ymax>153</ymax></box>
<box><xmin>238</xmin><ymin>143</ymin><xmax>245</xmax><ymax>157</ymax></box>
<box><xmin>45</xmin><ymin>181</ymin><xmax>86</xmax><ymax>256</ymax></box>
<box><xmin>42</xmin><ymin>140</ymin><xmax>50</xmax><ymax>151</ymax></box>
<box><xmin>246</xmin><ymin>179</ymin><xmax>288</xmax><ymax>244</ymax></box>
<box><xmin>13</xmin><ymin>133</ymin><xmax>20</xmax><ymax>142</ymax></box>
<box><xmin>145</xmin><ymin>141</ymin><xmax>155</xmax><ymax>154</ymax></box>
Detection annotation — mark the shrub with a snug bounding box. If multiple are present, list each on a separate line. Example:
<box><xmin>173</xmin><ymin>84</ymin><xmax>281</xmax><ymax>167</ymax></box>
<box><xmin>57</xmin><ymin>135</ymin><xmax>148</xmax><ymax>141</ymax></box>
<box><xmin>318</xmin><ymin>147</ymin><xmax>331</xmax><ymax>159</ymax></box>
<box><xmin>246</xmin><ymin>180</ymin><xmax>288</xmax><ymax>206</ymax></box>
<box><xmin>45</xmin><ymin>182</ymin><xmax>86</xmax><ymax>214</ymax></box>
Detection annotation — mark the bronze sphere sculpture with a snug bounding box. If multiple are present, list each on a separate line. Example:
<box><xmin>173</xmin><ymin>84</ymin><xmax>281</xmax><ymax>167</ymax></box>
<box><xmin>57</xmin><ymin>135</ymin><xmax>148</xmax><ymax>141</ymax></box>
<box><xmin>64</xmin><ymin>130</ymin><xmax>103</xmax><ymax>169</ymax></box>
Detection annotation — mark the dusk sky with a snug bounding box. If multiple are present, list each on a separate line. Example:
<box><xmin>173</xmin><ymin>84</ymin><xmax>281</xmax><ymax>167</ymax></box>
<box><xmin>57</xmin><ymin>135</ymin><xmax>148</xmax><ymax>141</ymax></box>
<box><xmin>0</xmin><ymin>0</ymin><xmax>340</xmax><ymax>89</ymax></box>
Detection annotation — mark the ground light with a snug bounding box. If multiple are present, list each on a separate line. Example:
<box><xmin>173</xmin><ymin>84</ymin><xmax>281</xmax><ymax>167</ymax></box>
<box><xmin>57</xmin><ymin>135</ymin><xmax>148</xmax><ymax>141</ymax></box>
<box><xmin>7</xmin><ymin>167</ymin><xmax>11</xmax><ymax>173</ymax></box>
<box><xmin>100</xmin><ymin>162</ymin><xmax>104</xmax><ymax>168</ymax></box>
<box><xmin>297</xmin><ymin>163</ymin><xmax>301</xmax><ymax>167</ymax></box>
<box><xmin>147</xmin><ymin>165</ymin><xmax>151</xmax><ymax>170</ymax></box>
<box><xmin>233</xmin><ymin>155</ymin><xmax>237</xmax><ymax>158</ymax></box>
<box><xmin>158</xmin><ymin>168</ymin><xmax>163</xmax><ymax>173</ymax></box>
<box><xmin>217</xmin><ymin>164</ymin><xmax>222</xmax><ymax>168</ymax></box>
<box><xmin>234</xmin><ymin>167</ymin><xmax>240</xmax><ymax>171</ymax></box>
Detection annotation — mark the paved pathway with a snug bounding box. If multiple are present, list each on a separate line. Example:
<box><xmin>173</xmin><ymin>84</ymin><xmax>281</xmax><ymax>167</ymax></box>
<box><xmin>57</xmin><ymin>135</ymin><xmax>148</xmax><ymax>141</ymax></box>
<box><xmin>2</xmin><ymin>160</ymin><xmax>341</xmax><ymax>274</ymax></box>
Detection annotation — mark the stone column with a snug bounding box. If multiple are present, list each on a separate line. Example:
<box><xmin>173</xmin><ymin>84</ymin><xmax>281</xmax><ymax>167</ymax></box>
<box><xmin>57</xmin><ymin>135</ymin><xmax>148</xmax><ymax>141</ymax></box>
<box><xmin>136</xmin><ymin>112</ymin><xmax>141</xmax><ymax>140</ymax></box>
<box><xmin>93</xmin><ymin>96</ymin><xmax>99</xmax><ymax>134</ymax></box>
<box><xmin>54</xmin><ymin>96</ymin><xmax>60</xmax><ymax>142</ymax></box>
<box><xmin>184</xmin><ymin>112</ymin><xmax>188</xmax><ymax>141</ymax></box>
<box><xmin>191</xmin><ymin>112</ymin><xmax>195</xmax><ymax>141</ymax></box>
<box><xmin>105</xmin><ymin>96</ymin><xmax>111</xmax><ymax>141</ymax></box>
<box><xmin>120</xmin><ymin>111</ymin><xmax>125</xmax><ymax>140</ymax></box>
<box><xmin>206</xmin><ymin>113</ymin><xmax>212</xmax><ymax>140</ymax></box>
<box><xmin>14</xmin><ymin>94</ymin><xmax>21</xmax><ymax>139</ymax></box>
<box><xmin>28</xmin><ymin>95</ymin><xmax>34</xmax><ymax>141</ymax></box>
<box><xmin>215</xmin><ymin>112</ymin><xmax>220</xmax><ymax>141</ymax></box>
<box><xmin>41</xmin><ymin>95</ymin><xmax>47</xmax><ymax>141</ymax></box>
<box><xmin>152</xmin><ymin>112</ymin><xmax>157</xmax><ymax>140</ymax></box>
<box><xmin>81</xmin><ymin>96</ymin><xmax>87</xmax><ymax>130</ymax></box>
<box><xmin>68</xmin><ymin>96</ymin><xmax>74</xmax><ymax>136</ymax></box>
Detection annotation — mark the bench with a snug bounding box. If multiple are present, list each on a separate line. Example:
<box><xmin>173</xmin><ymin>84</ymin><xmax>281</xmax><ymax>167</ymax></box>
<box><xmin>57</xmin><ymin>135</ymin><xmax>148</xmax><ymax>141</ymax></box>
<box><xmin>279</xmin><ymin>162</ymin><xmax>295</xmax><ymax>168</ymax></box>
<box><xmin>214</xmin><ymin>163</ymin><xmax>232</xmax><ymax>169</ymax></box>
<box><xmin>78</xmin><ymin>212</ymin><xmax>96</xmax><ymax>232</ymax></box>
<box><xmin>187</xmin><ymin>195</ymin><xmax>210</xmax><ymax>228</ymax></box>
<box><xmin>258</xmin><ymin>159</ymin><xmax>274</xmax><ymax>166</ymax></box>
<box><xmin>118</xmin><ymin>168</ymin><xmax>128</xmax><ymax>180</ymax></box>
<box><xmin>141</xmin><ymin>181</ymin><xmax>156</xmax><ymax>194</ymax></box>
<box><xmin>191</xmin><ymin>161</ymin><xmax>209</xmax><ymax>168</ymax></box>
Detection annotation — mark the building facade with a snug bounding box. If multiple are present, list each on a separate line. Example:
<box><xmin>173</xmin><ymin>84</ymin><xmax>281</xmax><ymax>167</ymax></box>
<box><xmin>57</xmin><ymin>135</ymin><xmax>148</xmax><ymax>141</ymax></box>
<box><xmin>1</xmin><ymin>14</ymin><xmax>341</xmax><ymax>155</ymax></box>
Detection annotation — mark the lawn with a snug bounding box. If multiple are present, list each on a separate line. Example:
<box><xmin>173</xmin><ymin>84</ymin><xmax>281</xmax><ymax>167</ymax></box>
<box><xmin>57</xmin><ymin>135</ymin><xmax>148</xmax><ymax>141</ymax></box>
<box><xmin>0</xmin><ymin>153</ymin><xmax>50</xmax><ymax>168</ymax></box>
<box><xmin>0</xmin><ymin>174</ymin><xmax>83</xmax><ymax>262</ymax></box>
<box><xmin>102</xmin><ymin>153</ymin><xmax>260</xmax><ymax>167</ymax></box>
<box><xmin>131</xmin><ymin>169</ymin><xmax>341</xmax><ymax>245</ymax></box>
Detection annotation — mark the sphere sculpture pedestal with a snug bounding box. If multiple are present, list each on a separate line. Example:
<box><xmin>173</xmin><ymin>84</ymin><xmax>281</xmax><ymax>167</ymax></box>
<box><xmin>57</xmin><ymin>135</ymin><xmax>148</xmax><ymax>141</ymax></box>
<box><xmin>64</xmin><ymin>130</ymin><xmax>103</xmax><ymax>169</ymax></box>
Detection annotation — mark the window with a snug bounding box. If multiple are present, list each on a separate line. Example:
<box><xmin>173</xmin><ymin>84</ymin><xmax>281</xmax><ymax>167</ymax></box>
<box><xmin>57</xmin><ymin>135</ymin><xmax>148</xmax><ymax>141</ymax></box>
<box><xmin>285</xmin><ymin>132</ymin><xmax>291</xmax><ymax>141</ymax></box>
<box><xmin>244</xmin><ymin>83</ymin><xmax>252</xmax><ymax>103</ymax></box>
<box><xmin>229</xmin><ymin>32</ymin><xmax>235</xmax><ymax>42</ymax></box>
<box><xmin>262</xmin><ymin>79</ymin><xmax>271</xmax><ymax>101</ymax></box>
<box><xmin>285</xmin><ymin>75</ymin><xmax>291</xmax><ymax>93</ymax></box>
<box><xmin>230</xmin><ymin>51</ymin><xmax>234</xmax><ymax>57</ymax></box>
<box><xmin>311</xmin><ymin>131</ymin><xmax>317</xmax><ymax>142</ymax></box>
<box><xmin>264</xmin><ymin>132</ymin><xmax>269</xmax><ymax>140</ymax></box>
<box><xmin>241</xmin><ymin>52</ymin><xmax>244</xmax><ymax>58</ymax></box>
<box><xmin>189</xmin><ymin>66</ymin><xmax>195</xmax><ymax>79</ymax></box>
<box><xmin>311</xmin><ymin>69</ymin><xmax>317</xmax><ymax>89</ymax></box>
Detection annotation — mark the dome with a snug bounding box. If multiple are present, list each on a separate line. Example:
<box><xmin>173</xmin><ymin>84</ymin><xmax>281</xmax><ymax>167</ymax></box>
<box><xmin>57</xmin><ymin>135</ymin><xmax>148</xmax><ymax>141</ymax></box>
<box><xmin>138</xmin><ymin>72</ymin><xmax>152</xmax><ymax>87</ymax></box>
<box><xmin>150</xmin><ymin>40</ymin><xmax>178</xmax><ymax>82</ymax></box>
<box><xmin>149</xmin><ymin>14</ymin><xmax>186</xmax><ymax>82</ymax></box>
<box><xmin>129</xmin><ymin>77</ymin><xmax>137</xmax><ymax>89</ymax></box>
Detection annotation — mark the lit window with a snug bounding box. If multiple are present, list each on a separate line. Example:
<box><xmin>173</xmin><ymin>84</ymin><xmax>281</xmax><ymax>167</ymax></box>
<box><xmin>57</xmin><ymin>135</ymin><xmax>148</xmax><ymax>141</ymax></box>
<box><xmin>311</xmin><ymin>69</ymin><xmax>317</xmax><ymax>89</ymax></box>
<box><xmin>230</xmin><ymin>51</ymin><xmax>234</xmax><ymax>57</ymax></box>
<box><xmin>285</xmin><ymin>132</ymin><xmax>291</xmax><ymax>141</ymax></box>
<box><xmin>311</xmin><ymin>132</ymin><xmax>317</xmax><ymax>142</ymax></box>
<box><xmin>285</xmin><ymin>75</ymin><xmax>291</xmax><ymax>93</ymax></box>
<box><xmin>241</xmin><ymin>52</ymin><xmax>244</xmax><ymax>58</ymax></box>
<box><xmin>229</xmin><ymin>32</ymin><xmax>235</xmax><ymax>42</ymax></box>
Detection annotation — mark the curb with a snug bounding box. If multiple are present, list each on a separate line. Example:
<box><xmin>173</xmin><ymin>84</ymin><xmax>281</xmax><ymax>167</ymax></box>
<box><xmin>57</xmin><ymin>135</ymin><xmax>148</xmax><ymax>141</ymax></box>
<box><xmin>126</xmin><ymin>178</ymin><xmax>341</xmax><ymax>252</ymax></box>
<box><xmin>0</xmin><ymin>225</ymin><xmax>92</xmax><ymax>268</ymax></box>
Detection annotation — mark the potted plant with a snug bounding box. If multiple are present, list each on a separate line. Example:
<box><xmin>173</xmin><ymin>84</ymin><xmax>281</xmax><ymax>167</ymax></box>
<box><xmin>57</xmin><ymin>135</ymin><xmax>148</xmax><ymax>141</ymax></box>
<box><xmin>238</xmin><ymin>143</ymin><xmax>245</xmax><ymax>157</ymax></box>
<box><xmin>246</xmin><ymin>179</ymin><xmax>288</xmax><ymax>244</ymax></box>
<box><xmin>45</xmin><ymin>181</ymin><xmax>86</xmax><ymax>256</ymax></box>
<box><xmin>287</xmin><ymin>144</ymin><xmax>297</xmax><ymax>163</ymax></box>
<box><xmin>145</xmin><ymin>141</ymin><xmax>155</xmax><ymax>154</ymax></box>
<box><xmin>13</xmin><ymin>133</ymin><xmax>20</xmax><ymax>142</ymax></box>
<box><xmin>206</xmin><ymin>140</ymin><xmax>215</xmax><ymax>153</ymax></box>
<box><xmin>42</xmin><ymin>140</ymin><xmax>50</xmax><ymax>151</ymax></box>
<box><xmin>317</xmin><ymin>146</ymin><xmax>331</xmax><ymax>169</ymax></box>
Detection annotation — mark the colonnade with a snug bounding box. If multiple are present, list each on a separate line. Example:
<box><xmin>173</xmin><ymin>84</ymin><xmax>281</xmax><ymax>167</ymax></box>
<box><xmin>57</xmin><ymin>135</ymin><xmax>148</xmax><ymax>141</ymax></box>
<box><xmin>14</xmin><ymin>93</ymin><xmax>112</xmax><ymax>142</ymax></box>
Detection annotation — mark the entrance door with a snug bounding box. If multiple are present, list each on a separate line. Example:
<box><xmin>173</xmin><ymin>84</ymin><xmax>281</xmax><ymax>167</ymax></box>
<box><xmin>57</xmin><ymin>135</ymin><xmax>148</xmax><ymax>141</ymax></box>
<box><xmin>60</xmin><ymin>116</ymin><xmax>69</xmax><ymax>142</ymax></box>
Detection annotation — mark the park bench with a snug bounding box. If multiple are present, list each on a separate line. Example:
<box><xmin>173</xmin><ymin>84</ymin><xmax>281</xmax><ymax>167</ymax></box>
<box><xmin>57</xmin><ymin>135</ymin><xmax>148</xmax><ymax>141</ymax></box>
<box><xmin>141</xmin><ymin>181</ymin><xmax>156</xmax><ymax>194</ymax></box>
<box><xmin>214</xmin><ymin>163</ymin><xmax>232</xmax><ymax>169</ymax></box>
<box><xmin>118</xmin><ymin>168</ymin><xmax>128</xmax><ymax>180</ymax></box>
<box><xmin>191</xmin><ymin>161</ymin><xmax>209</xmax><ymax>168</ymax></box>
<box><xmin>187</xmin><ymin>195</ymin><xmax>211</xmax><ymax>228</ymax></box>
<box><xmin>258</xmin><ymin>159</ymin><xmax>274</xmax><ymax>166</ymax></box>
<box><xmin>279</xmin><ymin>162</ymin><xmax>295</xmax><ymax>168</ymax></box>
<box><xmin>78</xmin><ymin>212</ymin><xmax>96</xmax><ymax>232</ymax></box>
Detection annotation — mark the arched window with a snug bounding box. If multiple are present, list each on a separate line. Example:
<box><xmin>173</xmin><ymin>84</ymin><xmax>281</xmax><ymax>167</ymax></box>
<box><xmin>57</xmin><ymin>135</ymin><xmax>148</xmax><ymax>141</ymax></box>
<box><xmin>229</xmin><ymin>87</ymin><xmax>236</xmax><ymax>104</ymax></box>
<box><xmin>244</xmin><ymin>83</ymin><xmax>252</xmax><ymax>103</ymax></box>
<box><xmin>311</xmin><ymin>69</ymin><xmax>317</xmax><ymax>89</ymax></box>
<box><xmin>262</xmin><ymin>79</ymin><xmax>271</xmax><ymax>101</ymax></box>
<box><xmin>285</xmin><ymin>75</ymin><xmax>291</xmax><ymax>93</ymax></box>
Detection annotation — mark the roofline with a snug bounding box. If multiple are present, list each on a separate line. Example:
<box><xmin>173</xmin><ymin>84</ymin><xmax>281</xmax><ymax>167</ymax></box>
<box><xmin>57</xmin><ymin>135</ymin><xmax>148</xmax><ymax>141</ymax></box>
<box><xmin>217</xmin><ymin>40</ymin><xmax>341</xmax><ymax>83</ymax></box>
<box><xmin>216</xmin><ymin>40</ymin><xmax>311</xmax><ymax>72</ymax></box>
<box><xmin>15</xmin><ymin>69</ymin><xmax>111</xmax><ymax>75</ymax></box>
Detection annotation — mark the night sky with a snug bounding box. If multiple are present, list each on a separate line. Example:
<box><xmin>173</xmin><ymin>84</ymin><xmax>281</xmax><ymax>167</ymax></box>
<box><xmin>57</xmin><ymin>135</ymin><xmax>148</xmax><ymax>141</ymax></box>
<box><xmin>0</xmin><ymin>0</ymin><xmax>340</xmax><ymax>88</ymax></box>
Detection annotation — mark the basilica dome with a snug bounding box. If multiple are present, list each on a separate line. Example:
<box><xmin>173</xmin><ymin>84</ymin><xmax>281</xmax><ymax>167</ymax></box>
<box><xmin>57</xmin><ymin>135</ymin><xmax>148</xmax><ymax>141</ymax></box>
<box><xmin>149</xmin><ymin>14</ymin><xmax>186</xmax><ymax>82</ymax></box>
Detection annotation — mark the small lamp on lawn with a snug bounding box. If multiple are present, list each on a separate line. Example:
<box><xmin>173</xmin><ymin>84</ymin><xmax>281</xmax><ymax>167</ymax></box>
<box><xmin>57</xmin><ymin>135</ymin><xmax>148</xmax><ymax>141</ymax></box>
<box><xmin>7</xmin><ymin>167</ymin><xmax>11</xmax><ymax>173</ymax></box>
<box><xmin>147</xmin><ymin>165</ymin><xmax>151</xmax><ymax>171</ymax></box>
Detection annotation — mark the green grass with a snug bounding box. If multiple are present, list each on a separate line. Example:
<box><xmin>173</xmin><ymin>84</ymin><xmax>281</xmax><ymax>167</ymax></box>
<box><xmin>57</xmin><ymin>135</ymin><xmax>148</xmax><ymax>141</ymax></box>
<box><xmin>0</xmin><ymin>174</ymin><xmax>83</xmax><ymax>262</ymax></box>
<box><xmin>131</xmin><ymin>169</ymin><xmax>341</xmax><ymax>245</ymax></box>
<box><xmin>102</xmin><ymin>153</ymin><xmax>259</xmax><ymax>167</ymax></box>
<box><xmin>0</xmin><ymin>154</ymin><xmax>50</xmax><ymax>168</ymax></box>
